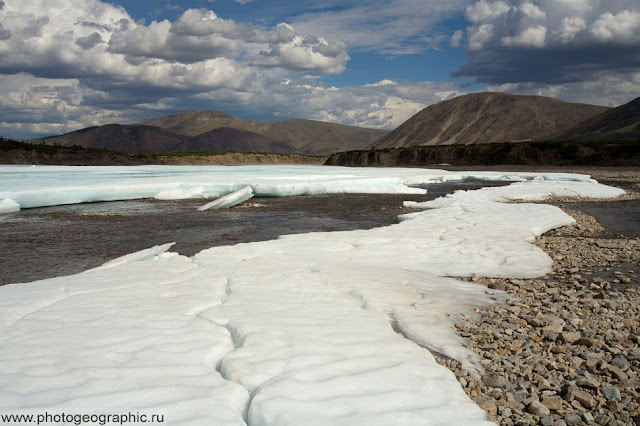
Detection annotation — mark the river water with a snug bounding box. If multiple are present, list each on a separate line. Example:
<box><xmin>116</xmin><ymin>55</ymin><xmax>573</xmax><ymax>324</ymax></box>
<box><xmin>1</xmin><ymin>182</ymin><xmax>511</xmax><ymax>285</ymax></box>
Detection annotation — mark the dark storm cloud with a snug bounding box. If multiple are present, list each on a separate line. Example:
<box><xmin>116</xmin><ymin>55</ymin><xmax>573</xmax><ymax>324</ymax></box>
<box><xmin>456</xmin><ymin>0</ymin><xmax>640</xmax><ymax>85</ymax></box>
<box><xmin>453</xmin><ymin>45</ymin><xmax>640</xmax><ymax>84</ymax></box>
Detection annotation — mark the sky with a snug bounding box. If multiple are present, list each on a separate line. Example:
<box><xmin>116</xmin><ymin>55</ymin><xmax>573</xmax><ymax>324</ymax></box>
<box><xmin>0</xmin><ymin>0</ymin><xmax>639</xmax><ymax>139</ymax></box>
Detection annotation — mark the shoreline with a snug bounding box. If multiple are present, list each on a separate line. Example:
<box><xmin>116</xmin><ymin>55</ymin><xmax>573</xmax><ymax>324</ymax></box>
<box><xmin>437</xmin><ymin>174</ymin><xmax>640</xmax><ymax>425</ymax></box>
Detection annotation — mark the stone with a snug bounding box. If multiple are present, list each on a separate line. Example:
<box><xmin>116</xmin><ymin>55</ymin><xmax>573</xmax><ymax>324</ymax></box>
<box><xmin>482</xmin><ymin>372</ymin><xmax>509</xmax><ymax>389</ymax></box>
<box><xmin>577</xmin><ymin>337</ymin><xmax>602</xmax><ymax>347</ymax></box>
<box><xmin>576</xmin><ymin>374</ymin><xmax>600</xmax><ymax>388</ymax></box>
<box><xmin>480</xmin><ymin>401</ymin><xmax>498</xmax><ymax>417</ymax></box>
<box><xmin>564</xmin><ymin>413</ymin><xmax>582</xmax><ymax>425</ymax></box>
<box><xmin>541</xmin><ymin>396</ymin><xmax>564</xmax><ymax>411</ymax></box>
<box><xmin>528</xmin><ymin>400</ymin><xmax>551</xmax><ymax>416</ymax></box>
<box><xmin>540</xmin><ymin>415</ymin><xmax>555</xmax><ymax>426</ymax></box>
<box><xmin>610</xmin><ymin>356</ymin><xmax>629</xmax><ymax>371</ymax></box>
<box><xmin>560</xmin><ymin>331</ymin><xmax>581</xmax><ymax>344</ymax></box>
<box><xmin>601</xmin><ymin>385</ymin><xmax>621</xmax><ymax>401</ymax></box>
<box><xmin>607</xmin><ymin>365</ymin><xmax>628</xmax><ymax>381</ymax></box>
<box><xmin>573</xmin><ymin>389</ymin><xmax>597</xmax><ymax>409</ymax></box>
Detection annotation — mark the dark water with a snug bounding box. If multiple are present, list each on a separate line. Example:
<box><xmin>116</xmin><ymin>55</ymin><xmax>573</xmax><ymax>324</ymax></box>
<box><xmin>570</xmin><ymin>199</ymin><xmax>640</xmax><ymax>238</ymax></box>
<box><xmin>0</xmin><ymin>182</ymin><xmax>509</xmax><ymax>285</ymax></box>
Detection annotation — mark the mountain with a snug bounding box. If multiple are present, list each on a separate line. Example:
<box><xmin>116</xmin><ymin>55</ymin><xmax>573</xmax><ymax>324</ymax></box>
<box><xmin>39</xmin><ymin>124</ymin><xmax>189</xmax><ymax>152</ymax></box>
<box><xmin>263</xmin><ymin>119</ymin><xmax>388</xmax><ymax>155</ymax></box>
<box><xmin>140</xmin><ymin>111</ymin><xmax>388</xmax><ymax>155</ymax></box>
<box><xmin>140</xmin><ymin>110</ymin><xmax>265</xmax><ymax>137</ymax></box>
<box><xmin>39</xmin><ymin>124</ymin><xmax>298</xmax><ymax>154</ymax></box>
<box><xmin>375</xmin><ymin>93</ymin><xmax>609</xmax><ymax>148</ymax></box>
<box><xmin>34</xmin><ymin>109</ymin><xmax>390</xmax><ymax>155</ymax></box>
<box><xmin>561</xmin><ymin>96</ymin><xmax>640</xmax><ymax>141</ymax></box>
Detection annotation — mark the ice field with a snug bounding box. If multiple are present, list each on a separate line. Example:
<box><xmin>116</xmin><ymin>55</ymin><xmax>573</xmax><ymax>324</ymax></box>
<box><xmin>0</xmin><ymin>165</ymin><xmax>625</xmax><ymax>425</ymax></box>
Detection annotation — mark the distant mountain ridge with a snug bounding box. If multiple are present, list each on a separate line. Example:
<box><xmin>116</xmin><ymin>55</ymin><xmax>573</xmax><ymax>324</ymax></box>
<box><xmin>376</xmin><ymin>93</ymin><xmax>610</xmax><ymax>148</ymax></box>
<box><xmin>39</xmin><ymin>111</ymin><xmax>388</xmax><ymax>156</ymax></box>
<box><xmin>32</xmin><ymin>93</ymin><xmax>638</xmax><ymax>157</ymax></box>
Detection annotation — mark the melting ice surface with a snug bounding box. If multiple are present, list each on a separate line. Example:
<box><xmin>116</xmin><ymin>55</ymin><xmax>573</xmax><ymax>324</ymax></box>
<box><xmin>0</xmin><ymin>165</ymin><xmax>625</xmax><ymax>425</ymax></box>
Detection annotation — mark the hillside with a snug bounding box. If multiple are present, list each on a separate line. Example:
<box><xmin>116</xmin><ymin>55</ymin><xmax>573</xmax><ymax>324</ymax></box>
<box><xmin>561</xmin><ymin>96</ymin><xmax>640</xmax><ymax>141</ymax></box>
<box><xmin>263</xmin><ymin>119</ymin><xmax>388</xmax><ymax>155</ymax></box>
<box><xmin>39</xmin><ymin>124</ymin><xmax>189</xmax><ymax>152</ymax></box>
<box><xmin>140</xmin><ymin>110</ymin><xmax>266</xmax><ymax>137</ymax></box>
<box><xmin>181</xmin><ymin>127</ymin><xmax>297</xmax><ymax>154</ymax></box>
<box><xmin>376</xmin><ymin>93</ymin><xmax>609</xmax><ymax>148</ymax></box>
<box><xmin>37</xmin><ymin>124</ymin><xmax>298</xmax><ymax>154</ymax></box>
<box><xmin>138</xmin><ymin>111</ymin><xmax>388</xmax><ymax>155</ymax></box>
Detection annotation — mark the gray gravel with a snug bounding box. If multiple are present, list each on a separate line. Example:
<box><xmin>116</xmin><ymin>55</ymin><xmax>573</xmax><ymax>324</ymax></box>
<box><xmin>436</xmin><ymin>181</ymin><xmax>639</xmax><ymax>426</ymax></box>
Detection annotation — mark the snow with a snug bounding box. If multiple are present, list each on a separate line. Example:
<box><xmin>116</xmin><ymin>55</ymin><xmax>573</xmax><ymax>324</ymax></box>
<box><xmin>0</xmin><ymin>198</ymin><xmax>20</xmax><ymax>213</ymax></box>
<box><xmin>0</xmin><ymin>165</ymin><xmax>626</xmax><ymax>425</ymax></box>
<box><xmin>198</xmin><ymin>186</ymin><xmax>254</xmax><ymax>211</ymax></box>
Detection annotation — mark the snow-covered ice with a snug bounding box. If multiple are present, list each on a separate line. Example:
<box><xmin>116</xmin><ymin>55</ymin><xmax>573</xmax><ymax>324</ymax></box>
<box><xmin>0</xmin><ymin>164</ymin><xmax>607</xmax><ymax>212</ymax></box>
<box><xmin>0</xmin><ymin>165</ymin><xmax>625</xmax><ymax>425</ymax></box>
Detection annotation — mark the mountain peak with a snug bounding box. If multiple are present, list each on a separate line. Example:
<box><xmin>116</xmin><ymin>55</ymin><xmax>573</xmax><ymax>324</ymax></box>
<box><xmin>376</xmin><ymin>93</ymin><xmax>609</xmax><ymax>148</ymax></box>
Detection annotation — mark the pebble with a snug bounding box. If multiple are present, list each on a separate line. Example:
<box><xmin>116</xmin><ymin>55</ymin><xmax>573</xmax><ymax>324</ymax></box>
<box><xmin>436</xmin><ymin>196</ymin><xmax>640</xmax><ymax>425</ymax></box>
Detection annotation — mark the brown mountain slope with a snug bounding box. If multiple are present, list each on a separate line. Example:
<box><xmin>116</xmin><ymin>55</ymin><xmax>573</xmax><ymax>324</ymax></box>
<box><xmin>376</xmin><ymin>92</ymin><xmax>609</xmax><ymax>148</ymax></box>
<box><xmin>561</xmin><ymin>96</ymin><xmax>640</xmax><ymax>141</ymax></box>
<box><xmin>140</xmin><ymin>110</ymin><xmax>266</xmax><ymax>137</ymax></box>
<box><xmin>38</xmin><ymin>125</ymin><xmax>299</xmax><ymax>154</ymax></box>
<box><xmin>182</xmin><ymin>127</ymin><xmax>298</xmax><ymax>154</ymax></box>
<box><xmin>40</xmin><ymin>124</ymin><xmax>189</xmax><ymax>152</ymax></box>
<box><xmin>264</xmin><ymin>119</ymin><xmax>388</xmax><ymax>155</ymax></box>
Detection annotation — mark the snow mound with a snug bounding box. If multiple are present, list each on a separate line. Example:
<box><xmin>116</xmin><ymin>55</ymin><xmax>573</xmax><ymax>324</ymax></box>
<box><xmin>0</xmin><ymin>198</ymin><xmax>20</xmax><ymax>213</ymax></box>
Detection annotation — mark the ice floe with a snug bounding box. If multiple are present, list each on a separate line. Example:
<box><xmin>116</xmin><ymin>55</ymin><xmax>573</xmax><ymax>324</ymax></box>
<box><xmin>0</xmin><ymin>165</ymin><xmax>625</xmax><ymax>425</ymax></box>
<box><xmin>0</xmin><ymin>165</ymin><xmax>609</xmax><ymax>212</ymax></box>
<box><xmin>198</xmin><ymin>186</ymin><xmax>254</xmax><ymax>211</ymax></box>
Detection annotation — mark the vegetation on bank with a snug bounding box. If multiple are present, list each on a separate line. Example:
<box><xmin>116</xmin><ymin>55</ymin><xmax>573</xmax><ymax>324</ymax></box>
<box><xmin>326</xmin><ymin>139</ymin><xmax>640</xmax><ymax>167</ymax></box>
<box><xmin>0</xmin><ymin>137</ymin><xmax>324</xmax><ymax>165</ymax></box>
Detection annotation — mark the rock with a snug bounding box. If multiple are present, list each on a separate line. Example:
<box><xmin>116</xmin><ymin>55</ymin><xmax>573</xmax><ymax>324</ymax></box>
<box><xmin>482</xmin><ymin>372</ymin><xmax>509</xmax><ymax>388</ymax></box>
<box><xmin>607</xmin><ymin>365</ymin><xmax>628</xmax><ymax>381</ymax></box>
<box><xmin>541</xmin><ymin>396</ymin><xmax>564</xmax><ymax>411</ymax></box>
<box><xmin>560</xmin><ymin>331</ymin><xmax>581</xmax><ymax>344</ymax></box>
<box><xmin>609</xmin><ymin>356</ymin><xmax>629</xmax><ymax>371</ymax></box>
<box><xmin>564</xmin><ymin>413</ymin><xmax>582</xmax><ymax>425</ymax></box>
<box><xmin>576</xmin><ymin>337</ymin><xmax>601</xmax><ymax>347</ymax></box>
<box><xmin>528</xmin><ymin>400</ymin><xmax>551</xmax><ymax>416</ymax></box>
<box><xmin>576</xmin><ymin>373</ymin><xmax>600</xmax><ymax>388</ymax></box>
<box><xmin>573</xmin><ymin>389</ymin><xmax>597</xmax><ymax>409</ymax></box>
<box><xmin>561</xmin><ymin>383</ymin><xmax>579</xmax><ymax>401</ymax></box>
<box><xmin>540</xmin><ymin>415</ymin><xmax>555</xmax><ymax>426</ymax></box>
<box><xmin>601</xmin><ymin>385</ymin><xmax>621</xmax><ymax>401</ymax></box>
<box><xmin>480</xmin><ymin>401</ymin><xmax>498</xmax><ymax>417</ymax></box>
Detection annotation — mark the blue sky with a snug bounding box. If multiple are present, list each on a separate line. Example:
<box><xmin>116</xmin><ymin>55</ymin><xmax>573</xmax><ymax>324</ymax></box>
<box><xmin>1</xmin><ymin>0</ymin><xmax>639</xmax><ymax>139</ymax></box>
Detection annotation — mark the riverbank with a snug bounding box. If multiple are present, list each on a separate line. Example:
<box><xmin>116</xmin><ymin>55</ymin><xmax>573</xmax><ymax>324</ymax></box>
<box><xmin>324</xmin><ymin>141</ymin><xmax>640</xmax><ymax>167</ymax></box>
<box><xmin>0</xmin><ymin>139</ymin><xmax>325</xmax><ymax>165</ymax></box>
<box><xmin>437</xmin><ymin>171</ymin><xmax>639</xmax><ymax>425</ymax></box>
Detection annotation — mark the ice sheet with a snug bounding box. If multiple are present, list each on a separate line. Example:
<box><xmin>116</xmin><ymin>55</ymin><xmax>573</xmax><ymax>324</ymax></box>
<box><xmin>0</xmin><ymin>166</ymin><xmax>626</xmax><ymax>425</ymax></box>
<box><xmin>0</xmin><ymin>165</ymin><xmax>606</xmax><ymax>212</ymax></box>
